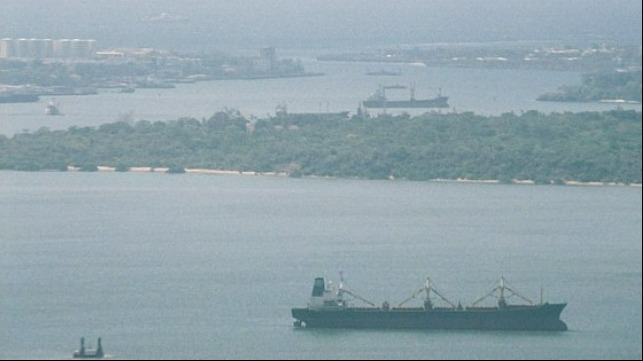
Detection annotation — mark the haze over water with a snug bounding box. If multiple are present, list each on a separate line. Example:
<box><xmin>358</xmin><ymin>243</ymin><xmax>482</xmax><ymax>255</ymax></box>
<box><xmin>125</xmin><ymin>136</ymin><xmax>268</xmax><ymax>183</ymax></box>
<box><xmin>2</xmin><ymin>0</ymin><xmax>641</xmax><ymax>52</ymax></box>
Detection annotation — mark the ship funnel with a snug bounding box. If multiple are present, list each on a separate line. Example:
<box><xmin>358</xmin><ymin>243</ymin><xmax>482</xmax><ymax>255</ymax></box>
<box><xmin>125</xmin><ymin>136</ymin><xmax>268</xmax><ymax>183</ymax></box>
<box><xmin>96</xmin><ymin>337</ymin><xmax>104</xmax><ymax>358</ymax></box>
<box><xmin>312</xmin><ymin>277</ymin><xmax>325</xmax><ymax>297</ymax></box>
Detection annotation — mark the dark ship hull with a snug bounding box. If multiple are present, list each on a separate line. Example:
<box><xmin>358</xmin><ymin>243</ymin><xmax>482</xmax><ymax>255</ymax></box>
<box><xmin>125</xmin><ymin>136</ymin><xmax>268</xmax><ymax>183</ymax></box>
<box><xmin>292</xmin><ymin>303</ymin><xmax>567</xmax><ymax>331</ymax></box>
<box><xmin>362</xmin><ymin>96</ymin><xmax>449</xmax><ymax>109</ymax></box>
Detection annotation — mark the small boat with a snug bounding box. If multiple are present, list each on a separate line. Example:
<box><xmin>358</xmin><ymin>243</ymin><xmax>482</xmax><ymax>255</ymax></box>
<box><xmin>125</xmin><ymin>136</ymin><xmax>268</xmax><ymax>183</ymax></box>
<box><xmin>383</xmin><ymin>84</ymin><xmax>407</xmax><ymax>90</ymax></box>
<box><xmin>118</xmin><ymin>86</ymin><xmax>135</xmax><ymax>93</ymax></box>
<box><xmin>45</xmin><ymin>99</ymin><xmax>62</xmax><ymax>116</ymax></box>
<box><xmin>143</xmin><ymin>12</ymin><xmax>189</xmax><ymax>23</ymax></box>
<box><xmin>366</xmin><ymin>69</ymin><xmax>402</xmax><ymax>76</ymax></box>
<box><xmin>73</xmin><ymin>337</ymin><xmax>104</xmax><ymax>359</ymax></box>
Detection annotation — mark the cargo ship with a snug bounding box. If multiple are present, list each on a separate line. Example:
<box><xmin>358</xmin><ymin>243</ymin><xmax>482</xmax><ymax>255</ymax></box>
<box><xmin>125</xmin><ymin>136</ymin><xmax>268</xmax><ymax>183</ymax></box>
<box><xmin>362</xmin><ymin>84</ymin><xmax>449</xmax><ymax>109</ymax></box>
<box><xmin>73</xmin><ymin>337</ymin><xmax>104</xmax><ymax>359</ymax></box>
<box><xmin>275</xmin><ymin>103</ymin><xmax>350</xmax><ymax>120</ymax></box>
<box><xmin>291</xmin><ymin>274</ymin><xmax>567</xmax><ymax>331</ymax></box>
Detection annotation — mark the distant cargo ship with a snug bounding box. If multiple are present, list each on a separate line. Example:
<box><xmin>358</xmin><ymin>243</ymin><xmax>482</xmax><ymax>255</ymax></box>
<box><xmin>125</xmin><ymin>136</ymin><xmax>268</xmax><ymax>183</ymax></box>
<box><xmin>292</xmin><ymin>274</ymin><xmax>567</xmax><ymax>331</ymax></box>
<box><xmin>72</xmin><ymin>337</ymin><xmax>104</xmax><ymax>359</ymax></box>
<box><xmin>362</xmin><ymin>84</ymin><xmax>449</xmax><ymax>109</ymax></box>
<box><xmin>275</xmin><ymin>103</ymin><xmax>350</xmax><ymax>120</ymax></box>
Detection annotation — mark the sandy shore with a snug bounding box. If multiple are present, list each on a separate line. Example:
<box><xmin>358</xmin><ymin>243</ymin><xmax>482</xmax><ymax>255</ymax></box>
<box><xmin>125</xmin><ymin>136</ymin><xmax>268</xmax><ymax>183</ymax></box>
<box><xmin>63</xmin><ymin>166</ymin><xmax>641</xmax><ymax>187</ymax></box>
<box><xmin>429</xmin><ymin>177</ymin><xmax>640</xmax><ymax>187</ymax></box>
<box><xmin>66</xmin><ymin>165</ymin><xmax>288</xmax><ymax>177</ymax></box>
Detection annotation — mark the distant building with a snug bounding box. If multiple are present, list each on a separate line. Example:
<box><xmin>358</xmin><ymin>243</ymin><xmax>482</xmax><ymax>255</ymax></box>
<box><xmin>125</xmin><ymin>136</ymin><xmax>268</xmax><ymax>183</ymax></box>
<box><xmin>71</xmin><ymin>39</ymin><xmax>96</xmax><ymax>58</ymax></box>
<box><xmin>260</xmin><ymin>47</ymin><xmax>276</xmax><ymax>61</ymax></box>
<box><xmin>95</xmin><ymin>48</ymin><xmax>162</xmax><ymax>59</ymax></box>
<box><xmin>54</xmin><ymin>39</ymin><xmax>74</xmax><ymax>58</ymax></box>
<box><xmin>0</xmin><ymin>38</ymin><xmax>15</xmax><ymax>58</ymax></box>
<box><xmin>30</xmin><ymin>39</ymin><xmax>54</xmax><ymax>58</ymax></box>
<box><xmin>0</xmin><ymin>38</ymin><xmax>96</xmax><ymax>59</ymax></box>
<box><xmin>15</xmin><ymin>38</ymin><xmax>31</xmax><ymax>58</ymax></box>
<box><xmin>254</xmin><ymin>47</ymin><xmax>277</xmax><ymax>73</ymax></box>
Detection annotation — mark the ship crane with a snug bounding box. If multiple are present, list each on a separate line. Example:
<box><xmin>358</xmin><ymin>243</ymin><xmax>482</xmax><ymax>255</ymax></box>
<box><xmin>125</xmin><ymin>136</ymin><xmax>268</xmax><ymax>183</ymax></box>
<box><xmin>397</xmin><ymin>277</ymin><xmax>456</xmax><ymax>309</ymax></box>
<box><xmin>470</xmin><ymin>276</ymin><xmax>534</xmax><ymax>308</ymax></box>
<box><xmin>338</xmin><ymin>271</ymin><xmax>376</xmax><ymax>308</ymax></box>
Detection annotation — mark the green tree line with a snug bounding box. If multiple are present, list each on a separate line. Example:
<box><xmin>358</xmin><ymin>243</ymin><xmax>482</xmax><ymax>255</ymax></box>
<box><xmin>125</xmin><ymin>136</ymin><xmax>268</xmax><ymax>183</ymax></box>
<box><xmin>538</xmin><ymin>70</ymin><xmax>642</xmax><ymax>103</ymax></box>
<box><xmin>0</xmin><ymin>109</ymin><xmax>640</xmax><ymax>184</ymax></box>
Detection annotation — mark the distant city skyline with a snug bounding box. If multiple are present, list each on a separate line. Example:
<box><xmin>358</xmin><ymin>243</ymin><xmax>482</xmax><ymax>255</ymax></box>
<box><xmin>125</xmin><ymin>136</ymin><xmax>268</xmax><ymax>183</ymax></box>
<box><xmin>0</xmin><ymin>38</ymin><xmax>96</xmax><ymax>59</ymax></box>
<box><xmin>1</xmin><ymin>0</ymin><xmax>641</xmax><ymax>52</ymax></box>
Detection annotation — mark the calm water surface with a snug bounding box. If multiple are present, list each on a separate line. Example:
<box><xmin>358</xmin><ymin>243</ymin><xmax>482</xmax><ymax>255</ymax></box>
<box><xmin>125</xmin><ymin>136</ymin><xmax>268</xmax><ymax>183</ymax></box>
<box><xmin>1</xmin><ymin>172</ymin><xmax>641</xmax><ymax>359</ymax></box>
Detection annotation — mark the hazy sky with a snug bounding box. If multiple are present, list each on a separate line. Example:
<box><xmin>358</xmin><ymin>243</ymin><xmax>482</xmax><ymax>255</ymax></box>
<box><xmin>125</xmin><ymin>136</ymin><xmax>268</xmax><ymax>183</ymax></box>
<box><xmin>1</xmin><ymin>0</ymin><xmax>641</xmax><ymax>51</ymax></box>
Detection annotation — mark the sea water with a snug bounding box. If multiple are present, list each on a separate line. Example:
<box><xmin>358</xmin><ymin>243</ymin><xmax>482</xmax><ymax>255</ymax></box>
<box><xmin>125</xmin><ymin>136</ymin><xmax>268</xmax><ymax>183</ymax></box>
<box><xmin>0</xmin><ymin>171</ymin><xmax>640</xmax><ymax>359</ymax></box>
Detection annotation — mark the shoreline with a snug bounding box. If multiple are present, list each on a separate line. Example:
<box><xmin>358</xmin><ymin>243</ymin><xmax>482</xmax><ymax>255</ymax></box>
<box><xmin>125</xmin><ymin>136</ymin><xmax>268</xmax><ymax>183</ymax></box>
<box><xmin>41</xmin><ymin>166</ymin><xmax>635</xmax><ymax>188</ymax></box>
<box><xmin>89</xmin><ymin>165</ymin><xmax>288</xmax><ymax>177</ymax></box>
<box><xmin>433</xmin><ymin>178</ymin><xmax>641</xmax><ymax>188</ymax></box>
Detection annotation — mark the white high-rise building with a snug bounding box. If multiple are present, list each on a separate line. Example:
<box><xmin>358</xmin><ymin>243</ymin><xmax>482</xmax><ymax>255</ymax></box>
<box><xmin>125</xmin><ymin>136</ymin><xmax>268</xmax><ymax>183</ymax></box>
<box><xmin>0</xmin><ymin>38</ymin><xmax>15</xmax><ymax>58</ymax></box>
<box><xmin>15</xmin><ymin>38</ymin><xmax>31</xmax><ymax>58</ymax></box>
<box><xmin>71</xmin><ymin>39</ymin><xmax>96</xmax><ymax>58</ymax></box>
<box><xmin>0</xmin><ymin>38</ymin><xmax>96</xmax><ymax>59</ymax></box>
<box><xmin>54</xmin><ymin>39</ymin><xmax>74</xmax><ymax>58</ymax></box>
<box><xmin>29</xmin><ymin>38</ymin><xmax>54</xmax><ymax>59</ymax></box>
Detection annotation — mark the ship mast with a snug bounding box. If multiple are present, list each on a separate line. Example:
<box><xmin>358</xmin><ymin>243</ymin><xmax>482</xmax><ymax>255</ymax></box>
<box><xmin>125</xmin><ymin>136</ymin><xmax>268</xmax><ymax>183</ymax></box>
<box><xmin>338</xmin><ymin>272</ymin><xmax>376</xmax><ymax>307</ymax></box>
<box><xmin>409</xmin><ymin>81</ymin><xmax>416</xmax><ymax>101</ymax></box>
<box><xmin>471</xmin><ymin>276</ymin><xmax>534</xmax><ymax>308</ymax></box>
<box><xmin>397</xmin><ymin>277</ymin><xmax>456</xmax><ymax>309</ymax></box>
<box><xmin>424</xmin><ymin>277</ymin><xmax>432</xmax><ymax>309</ymax></box>
<box><xmin>380</xmin><ymin>85</ymin><xmax>387</xmax><ymax>114</ymax></box>
<box><xmin>498</xmin><ymin>276</ymin><xmax>507</xmax><ymax>308</ymax></box>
